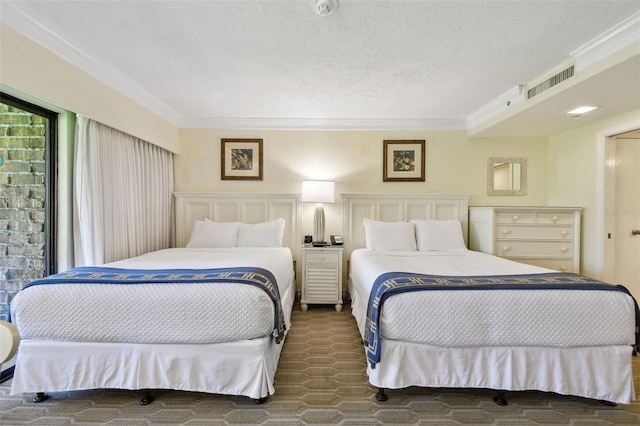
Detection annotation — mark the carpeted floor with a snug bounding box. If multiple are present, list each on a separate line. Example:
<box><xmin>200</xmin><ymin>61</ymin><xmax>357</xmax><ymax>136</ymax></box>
<box><xmin>1</xmin><ymin>303</ymin><xmax>640</xmax><ymax>425</ymax></box>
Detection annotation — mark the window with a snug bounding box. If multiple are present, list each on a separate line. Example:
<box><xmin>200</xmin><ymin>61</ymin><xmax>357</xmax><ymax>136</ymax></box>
<box><xmin>0</xmin><ymin>92</ymin><xmax>58</xmax><ymax>321</ymax></box>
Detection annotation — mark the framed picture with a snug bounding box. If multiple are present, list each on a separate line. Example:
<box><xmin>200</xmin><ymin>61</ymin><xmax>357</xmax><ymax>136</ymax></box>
<box><xmin>383</xmin><ymin>140</ymin><xmax>425</xmax><ymax>182</ymax></box>
<box><xmin>221</xmin><ymin>138</ymin><xmax>263</xmax><ymax>180</ymax></box>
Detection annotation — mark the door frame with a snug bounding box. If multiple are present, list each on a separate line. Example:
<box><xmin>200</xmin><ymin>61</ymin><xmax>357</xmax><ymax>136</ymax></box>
<box><xmin>596</xmin><ymin>118</ymin><xmax>640</xmax><ymax>282</ymax></box>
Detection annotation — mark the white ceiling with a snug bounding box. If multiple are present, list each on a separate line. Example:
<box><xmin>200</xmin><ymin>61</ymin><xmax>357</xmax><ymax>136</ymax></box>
<box><xmin>2</xmin><ymin>0</ymin><xmax>640</xmax><ymax>136</ymax></box>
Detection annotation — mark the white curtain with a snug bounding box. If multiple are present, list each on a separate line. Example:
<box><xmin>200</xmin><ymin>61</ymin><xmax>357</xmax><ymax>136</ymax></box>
<box><xmin>74</xmin><ymin>115</ymin><xmax>174</xmax><ymax>266</ymax></box>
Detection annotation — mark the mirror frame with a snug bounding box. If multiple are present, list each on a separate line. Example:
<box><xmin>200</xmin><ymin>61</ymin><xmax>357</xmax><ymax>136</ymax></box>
<box><xmin>487</xmin><ymin>157</ymin><xmax>527</xmax><ymax>196</ymax></box>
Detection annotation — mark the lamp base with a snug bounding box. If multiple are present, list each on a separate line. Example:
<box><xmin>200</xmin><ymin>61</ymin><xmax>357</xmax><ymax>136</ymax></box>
<box><xmin>313</xmin><ymin>204</ymin><xmax>326</xmax><ymax>246</ymax></box>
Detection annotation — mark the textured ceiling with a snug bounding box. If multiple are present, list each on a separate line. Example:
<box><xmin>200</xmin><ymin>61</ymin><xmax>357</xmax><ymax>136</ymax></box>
<box><xmin>2</xmin><ymin>0</ymin><xmax>640</xmax><ymax>135</ymax></box>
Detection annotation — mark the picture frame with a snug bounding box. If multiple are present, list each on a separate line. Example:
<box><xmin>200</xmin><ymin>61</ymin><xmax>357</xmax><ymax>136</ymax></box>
<box><xmin>221</xmin><ymin>138</ymin><xmax>263</xmax><ymax>181</ymax></box>
<box><xmin>383</xmin><ymin>140</ymin><xmax>425</xmax><ymax>182</ymax></box>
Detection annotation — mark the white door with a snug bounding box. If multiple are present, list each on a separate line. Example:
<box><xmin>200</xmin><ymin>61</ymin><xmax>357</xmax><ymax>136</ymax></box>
<box><xmin>614</xmin><ymin>137</ymin><xmax>640</xmax><ymax>299</ymax></box>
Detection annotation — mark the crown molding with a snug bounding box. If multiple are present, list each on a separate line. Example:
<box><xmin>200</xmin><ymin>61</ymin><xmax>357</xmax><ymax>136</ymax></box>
<box><xmin>176</xmin><ymin>116</ymin><xmax>466</xmax><ymax>131</ymax></box>
<box><xmin>572</xmin><ymin>10</ymin><xmax>640</xmax><ymax>72</ymax></box>
<box><xmin>466</xmin><ymin>85</ymin><xmax>526</xmax><ymax>131</ymax></box>
<box><xmin>0</xmin><ymin>2</ymin><xmax>465</xmax><ymax>131</ymax></box>
<box><xmin>3</xmin><ymin>2</ymin><xmax>638</xmax><ymax>132</ymax></box>
<box><xmin>468</xmin><ymin>10</ymin><xmax>640</xmax><ymax>132</ymax></box>
<box><xmin>0</xmin><ymin>1</ymin><xmax>184</xmax><ymax>126</ymax></box>
<box><xmin>0</xmin><ymin>1</ymin><xmax>465</xmax><ymax>132</ymax></box>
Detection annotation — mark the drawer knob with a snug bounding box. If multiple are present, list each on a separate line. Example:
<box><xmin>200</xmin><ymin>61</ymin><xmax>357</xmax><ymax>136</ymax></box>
<box><xmin>560</xmin><ymin>266</ymin><xmax>567</xmax><ymax>271</ymax></box>
<box><xmin>503</xmin><ymin>246</ymin><xmax>510</xmax><ymax>251</ymax></box>
<box><xmin>561</xmin><ymin>230</ymin><xmax>568</xmax><ymax>236</ymax></box>
<box><xmin>320</xmin><ymin>256</ymin><xmax>326</xmax><ymax>260</ymax></box>
<box><xmin>552</xmin><ymin>215</ymin><xmax>559</xmax><ymax>222</ymax></box>
<box><xmin>512</xmin><ymin>215</ymin><xmax>519</xmax><ymax>221</ymax></box>
<box><xmin>561</xmin><ymin>247</ymin><xmax>567</xmax><ymax>252</ymax></box>
<box><xmin>502</xmin><ymin>229</ymin><xmax>510</xmax><ymax>235</ymax></box>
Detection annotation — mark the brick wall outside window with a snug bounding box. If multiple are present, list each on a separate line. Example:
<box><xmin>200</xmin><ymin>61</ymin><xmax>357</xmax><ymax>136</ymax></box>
<box><xmin>0</xmin><ymin>103</ymin><xmax>46</xmax><ymax>321</ymax></box>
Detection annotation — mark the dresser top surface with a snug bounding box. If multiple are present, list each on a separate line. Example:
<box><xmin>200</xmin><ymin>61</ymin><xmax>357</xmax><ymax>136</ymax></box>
<box><xmin>470</xmin><ymin>206</ymin><xmax>582</xmax><ymax>211</ymax></box>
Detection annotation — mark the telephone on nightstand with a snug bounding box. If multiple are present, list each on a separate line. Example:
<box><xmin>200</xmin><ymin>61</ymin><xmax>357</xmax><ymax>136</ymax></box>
<box><xmin>330</xmin><ymin>235</ymin><xmax>343</xmax><ymax>245</ymax></box>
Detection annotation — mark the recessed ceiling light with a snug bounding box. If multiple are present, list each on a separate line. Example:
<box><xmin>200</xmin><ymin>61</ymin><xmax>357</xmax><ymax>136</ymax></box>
<box><xmin>567</xmin><ymin>106</ymin><xmax>599</xmax><ymax>115</ymax></box>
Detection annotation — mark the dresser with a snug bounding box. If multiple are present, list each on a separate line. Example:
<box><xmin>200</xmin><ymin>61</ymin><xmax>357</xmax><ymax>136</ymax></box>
<box><xmin>469</xmin><ymin>206</ymin><xmax>582</xmax><ymax>273</ymax></box>
<box><xmin>301</xmin><ymin>246</ymin><xmax>343</xmax><ymax>311</ymax></box>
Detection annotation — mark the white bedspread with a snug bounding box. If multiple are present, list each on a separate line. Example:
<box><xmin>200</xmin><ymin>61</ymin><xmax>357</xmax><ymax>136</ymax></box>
<box><xmin>349</xmin><ymin>249</ymin><xmax>636</xmax><ymax>347</ymax></box>
<box><xmin>11</xmin><ymin>247</ymin><xmax>294</xmax><ymax>344</ymax></box>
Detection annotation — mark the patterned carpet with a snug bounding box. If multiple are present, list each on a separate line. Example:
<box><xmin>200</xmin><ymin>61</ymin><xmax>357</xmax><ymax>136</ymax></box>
<box><xmin>1</xmin><ymin>303</ymin><xmax>640</xmax><ymax>425</ymax></box>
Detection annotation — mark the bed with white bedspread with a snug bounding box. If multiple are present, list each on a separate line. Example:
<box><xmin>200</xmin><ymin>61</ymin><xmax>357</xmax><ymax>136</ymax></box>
<box><xmin>9</xmin><ymin>193</ymin><xmax>300</xmax><ymax>403</ymax></box>
<box><xmin>343</xmin><ymin>193</ymin><xmax>638</xmax><ymax>404</ymax></box>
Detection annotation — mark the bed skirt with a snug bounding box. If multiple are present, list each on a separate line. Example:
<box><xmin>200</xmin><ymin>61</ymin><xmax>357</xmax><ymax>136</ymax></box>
<box><xmin>367</xmin><ymin>339</ymin><xmax>635</xmax><ymax>404</ymax></box>
<box><xmin>11</xmin><ymin>276</ymin><xmax>295</xmax><ymax>400</ymax></box>
<box><xmin>11</xmin><ymin>337</ymin><xmax>283</xmax><ymax>399</ymax></box>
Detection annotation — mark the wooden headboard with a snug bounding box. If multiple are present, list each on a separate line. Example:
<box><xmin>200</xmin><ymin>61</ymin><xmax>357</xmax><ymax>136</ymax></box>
<box><xmin>341</xmin><ymin>193</ymin><xmax>470</xmax><ymax>259</ymax></box>
<box><xmin>174</xmin><ymin>192</ymin><xmax>302</xmax><ymax>262</ymax></box>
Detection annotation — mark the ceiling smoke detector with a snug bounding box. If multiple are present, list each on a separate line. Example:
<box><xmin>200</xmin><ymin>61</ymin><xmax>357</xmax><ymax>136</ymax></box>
<box><xmin>314</xmin><ymin>0</ymin><xmax>338</xmax><ymax>16</ymax></box>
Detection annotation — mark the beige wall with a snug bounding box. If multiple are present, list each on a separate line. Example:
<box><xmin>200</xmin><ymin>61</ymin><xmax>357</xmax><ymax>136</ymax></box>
<box><xmin>0</xmin><ymin>24</ymin><xmax>180</xmax><ymax>153</ymax></box>
<box><xmin>176</xmin><ymin>129</ymin><xmax>548</xmax><ymax>239</ymax></box>
<box><xmin>548</xmin><ymin>108</ymin><xmax>640</xmax><ymax>277</ymax></box>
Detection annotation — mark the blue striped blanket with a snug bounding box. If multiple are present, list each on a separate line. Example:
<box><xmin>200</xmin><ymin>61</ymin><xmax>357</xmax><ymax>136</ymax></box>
<box><xmin>23</xmin><ymin>266</ymin><xmax>287</xmax><ymax>343</ymax></box>
<box><xmin>365</xmin><ymin>272</ymin><xmax>639</xmax><ymax>368</ymax></box>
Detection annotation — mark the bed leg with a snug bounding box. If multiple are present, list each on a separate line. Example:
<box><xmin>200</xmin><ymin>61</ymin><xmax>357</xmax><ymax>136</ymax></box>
<box><xmin>375</xmin><ymin>388</ymin><xmax>388</xmax><ymax>401</ymax></box>
<box><xmin>254</xmin><ymin>396</ymin><xmax>268</xmax><ymax>404</ymax></box>
<box><xmin>493</xmin><ymin>391</ymin><xmax>508</xmax><ymax>406</ymax></box>
<box><xmin>140</xmin><ymin>390</ymin><xmax>155</xmax><ymax>405</ymax></box>
<box><xmin>32</xmin><ymin>392</ymin><xmax>48</xmax><ymax>403</ymax></box>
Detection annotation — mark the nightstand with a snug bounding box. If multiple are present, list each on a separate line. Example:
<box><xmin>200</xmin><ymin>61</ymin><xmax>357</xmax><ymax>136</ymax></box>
<box><xmin>300</xmin><ymin>245</ymin><xmax>343</xmax><ymax>312</ymax></box>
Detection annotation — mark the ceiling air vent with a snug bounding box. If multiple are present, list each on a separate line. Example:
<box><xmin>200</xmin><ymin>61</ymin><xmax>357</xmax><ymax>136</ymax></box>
<box><xmin>526</xmin><ymin>64</ymin><xmax>575</xmax><ymax>99</ymax></box>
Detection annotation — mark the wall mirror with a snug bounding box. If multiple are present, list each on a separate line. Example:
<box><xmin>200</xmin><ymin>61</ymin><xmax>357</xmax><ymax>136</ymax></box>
<box><xmin>487</xmin><ymin>157</ymin><xmax>527</xmax><ymax>196</ymax></box>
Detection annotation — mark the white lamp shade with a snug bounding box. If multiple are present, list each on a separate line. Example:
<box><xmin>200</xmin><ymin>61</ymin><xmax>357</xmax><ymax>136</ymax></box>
<box><xmin>301</xmin><ymin>181</ymin><xmax>335</xmax><ymax>203</ymax></box>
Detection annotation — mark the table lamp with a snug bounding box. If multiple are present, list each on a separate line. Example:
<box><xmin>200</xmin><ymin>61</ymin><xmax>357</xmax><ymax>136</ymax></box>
<box><xmin>301</xmin><ymin>180</ymin><xmax>335</xmax><ymax>246</ymax></box>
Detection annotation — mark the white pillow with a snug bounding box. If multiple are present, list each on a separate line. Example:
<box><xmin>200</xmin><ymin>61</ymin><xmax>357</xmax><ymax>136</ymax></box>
<box><xmin>411</xmin><ymin>219</ymin><xmax>467</xmax><ymax>251</ymax></box>
<box><xmin>186</xmin><ymin>220</ymin><xmax>240</xmax><ymax>248</ymax></box>
<box><xmin>237</xmin><ymin>218</ymin><xmax>285</xmax><ymax>247</ymax></box>
<box><xmin>363</xmin><ymin>218</ymin><xmax>417</xmax><ymax>251</ymax></box>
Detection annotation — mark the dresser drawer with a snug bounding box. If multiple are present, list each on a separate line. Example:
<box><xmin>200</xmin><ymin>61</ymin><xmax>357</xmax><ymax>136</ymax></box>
<box><xmin>305</xmin><ymin>251</ymin><xmax>340</xmax><ymax>263</ymax></box>
<box><xmin>506</xmin><ymin>257</ymin><xmax>574</xmax><ymax>272</ymax></box>
<box><xmin>497</xmin><ymin>225</ymin><xmax>573</xmax><ymax>240</ymax></box>
<box><xmin>496</xmin><ymin>211</ymin><xmax>535</xmax><ymax>224</ymax></box>
<box><xmin>497</xmin><ymin>240</ymin><xmax>573</xmax><ymax>258</ymax></box>
<box><xmin>535</xmin><ymin>212</ymin><xmax>575</xmax><ymax>224</ymax></box>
